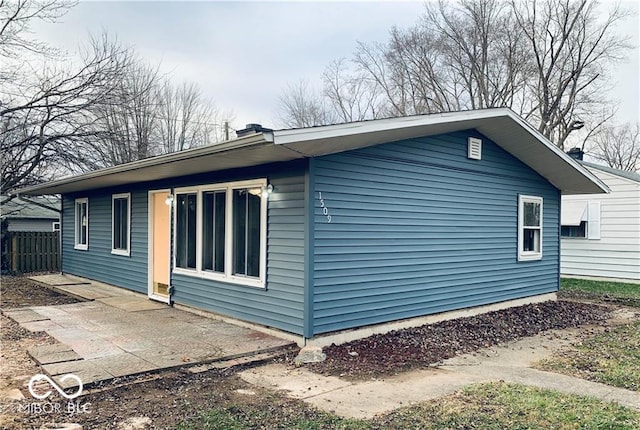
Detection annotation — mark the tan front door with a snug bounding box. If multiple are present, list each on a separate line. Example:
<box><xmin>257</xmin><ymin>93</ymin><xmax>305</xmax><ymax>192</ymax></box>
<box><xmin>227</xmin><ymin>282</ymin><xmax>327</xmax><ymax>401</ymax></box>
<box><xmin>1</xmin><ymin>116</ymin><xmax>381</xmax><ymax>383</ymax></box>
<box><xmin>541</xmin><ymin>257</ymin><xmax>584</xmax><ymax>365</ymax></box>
<box><xmin>149</xmin><ymin>190</ymin><xmax>171</xmax><ymax>302</ymax></box>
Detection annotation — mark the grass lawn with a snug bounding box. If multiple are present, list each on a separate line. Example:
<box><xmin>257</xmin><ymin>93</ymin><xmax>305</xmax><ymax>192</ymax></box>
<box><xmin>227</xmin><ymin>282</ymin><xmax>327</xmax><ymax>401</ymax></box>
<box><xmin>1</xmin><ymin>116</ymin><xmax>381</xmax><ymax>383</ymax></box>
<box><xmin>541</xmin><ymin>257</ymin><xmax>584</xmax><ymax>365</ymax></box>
<box><xmin>560</xmin><ymin>278</ymin><xmax>640</xmax><ymax>306</ymax></box>
<box><xmin>537</xmin><ymin>320</ymin><xmax>640</xmax><ymax>392</ymax></box>
<box><xmin>178</xmin><ymin>382</ymin><xmax>640</xmax><ymax>429</ymax></box>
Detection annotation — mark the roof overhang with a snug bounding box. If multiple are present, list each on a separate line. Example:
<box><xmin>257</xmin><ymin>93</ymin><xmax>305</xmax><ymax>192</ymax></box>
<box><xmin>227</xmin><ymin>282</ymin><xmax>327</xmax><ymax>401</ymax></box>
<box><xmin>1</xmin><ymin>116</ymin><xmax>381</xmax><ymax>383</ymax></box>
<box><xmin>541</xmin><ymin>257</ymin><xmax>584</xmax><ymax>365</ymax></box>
<box><xmin>273</xmin><ymin>109</ymin><xmax>608</xmax><ymax>195</ymax></box>
<box><xmin>15</xmin><ymin>108</ymin><xmax>608</xmax><ymax>196</ymax></box>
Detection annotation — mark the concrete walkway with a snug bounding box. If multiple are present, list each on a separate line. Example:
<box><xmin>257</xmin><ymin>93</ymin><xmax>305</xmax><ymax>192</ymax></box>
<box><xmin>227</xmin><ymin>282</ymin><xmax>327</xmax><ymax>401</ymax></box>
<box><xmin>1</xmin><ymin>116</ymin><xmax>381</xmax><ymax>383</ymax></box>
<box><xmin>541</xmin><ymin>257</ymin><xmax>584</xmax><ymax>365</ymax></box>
<box><xmin>240</xmin><ymin>320</ymin><xmax>640</xmax><ymax>419</ymax></box>
<box><xmin>4</xmin><ymin>274</ymin><xmax>295</xmax><ymax>388</ymax></box>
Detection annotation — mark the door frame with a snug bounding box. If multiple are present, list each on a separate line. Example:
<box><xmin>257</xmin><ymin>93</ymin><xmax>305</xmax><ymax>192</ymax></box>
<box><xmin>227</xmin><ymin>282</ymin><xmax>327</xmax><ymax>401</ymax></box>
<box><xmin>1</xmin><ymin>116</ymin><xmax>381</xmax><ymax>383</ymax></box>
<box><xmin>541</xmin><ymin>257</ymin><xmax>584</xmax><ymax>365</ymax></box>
<box><xmin>148</xmin><ymin>189</ymin><xmax>172</xmax><ymax>303</ymax></box>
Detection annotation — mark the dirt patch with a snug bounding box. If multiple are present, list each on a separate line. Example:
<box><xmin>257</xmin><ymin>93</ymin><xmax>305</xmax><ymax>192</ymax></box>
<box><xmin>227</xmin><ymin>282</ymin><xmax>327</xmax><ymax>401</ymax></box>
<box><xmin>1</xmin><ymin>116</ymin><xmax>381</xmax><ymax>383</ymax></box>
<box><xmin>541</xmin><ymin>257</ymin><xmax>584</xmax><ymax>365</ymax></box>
<box><xmin>559</xmin><ymin>290</ymin><xmax>640</xmax><ymax>308</ymax></box>
<box><xmin>1</xmin><ymin>275</ymin><xmax>81</xmax><ymax>308</ymax></box>
<box><xmin>302</xmin><ymin>301</ymin><xmax>611</xmax><ymax>380</ymax></box>
<box><xmin>0</xmin><ymin>277</ymin><xmax>619</xmax><ymax>428</ymax></box>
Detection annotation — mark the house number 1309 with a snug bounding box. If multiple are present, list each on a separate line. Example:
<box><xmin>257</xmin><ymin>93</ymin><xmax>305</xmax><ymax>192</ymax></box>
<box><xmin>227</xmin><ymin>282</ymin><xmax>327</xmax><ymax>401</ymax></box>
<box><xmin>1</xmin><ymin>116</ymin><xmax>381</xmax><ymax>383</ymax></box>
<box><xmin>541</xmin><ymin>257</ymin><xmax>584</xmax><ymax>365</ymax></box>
<box><xmin>318</xmin><ymin>192</ymin><xmax>332</xmax><ymax>223</ymax></box>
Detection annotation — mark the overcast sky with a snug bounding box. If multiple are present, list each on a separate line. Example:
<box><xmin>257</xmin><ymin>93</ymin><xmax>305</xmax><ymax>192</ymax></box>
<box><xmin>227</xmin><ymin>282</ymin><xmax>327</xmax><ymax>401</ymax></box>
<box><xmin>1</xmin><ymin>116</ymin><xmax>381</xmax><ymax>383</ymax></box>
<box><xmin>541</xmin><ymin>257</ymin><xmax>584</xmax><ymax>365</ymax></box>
<box><xmin>32</xmin><ymin>1</ymin><xmax>639</xmax><ymax>134</ymax></box>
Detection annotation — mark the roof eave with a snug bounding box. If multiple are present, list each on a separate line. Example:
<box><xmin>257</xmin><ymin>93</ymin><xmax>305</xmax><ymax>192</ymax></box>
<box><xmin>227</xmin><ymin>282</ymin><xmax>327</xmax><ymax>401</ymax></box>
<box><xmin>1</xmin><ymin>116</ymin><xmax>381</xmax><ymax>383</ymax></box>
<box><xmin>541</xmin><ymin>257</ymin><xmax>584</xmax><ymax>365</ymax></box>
<box><xmin>274</xmin><ymin>109</ymin><xmax>608</xmax><ymax>195</ymax></box>
<box><xmin>14</xmin><ymin>133</ymin><xmax>278</xmax><ymax>196</ymax></box>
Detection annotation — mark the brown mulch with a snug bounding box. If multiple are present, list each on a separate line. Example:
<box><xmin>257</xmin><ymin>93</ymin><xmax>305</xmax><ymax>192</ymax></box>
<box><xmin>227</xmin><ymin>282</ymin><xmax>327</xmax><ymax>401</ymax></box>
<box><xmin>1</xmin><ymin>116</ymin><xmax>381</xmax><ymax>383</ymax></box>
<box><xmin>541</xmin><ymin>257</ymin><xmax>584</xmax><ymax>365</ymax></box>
<box><xmin>1</xmin><ymin>275</ymin><xmax>80</xmax><ymax>308</ymax></box>
<box><xmin>304</xmin><ymin>300</ymin><xmax>611</xmax><ymax>379</ymax></box>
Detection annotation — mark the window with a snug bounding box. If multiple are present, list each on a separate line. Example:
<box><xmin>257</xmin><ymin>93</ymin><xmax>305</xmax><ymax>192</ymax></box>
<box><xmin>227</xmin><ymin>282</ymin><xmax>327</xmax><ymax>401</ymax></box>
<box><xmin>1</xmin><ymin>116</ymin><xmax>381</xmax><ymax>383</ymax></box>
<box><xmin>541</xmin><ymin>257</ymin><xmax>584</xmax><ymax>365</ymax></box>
<box><xmin>202</xmin><ymin>190</ymin><xmax>226</xmax><ymax>273</ymax></box>
<box><xmin>561</xmin><ymin>222</ymin><xmax>586</xmax><ymax>238</ymax></box>
<box><xmin>176</xmin><ymin>193</ymin><xmax>197</xmax><ymax>269</ymax></box>
<box><xmin>174</xmin><ymin>179</ymin><xmax>267</xmax><ymax>288</ymax></box>
<box><xmin>518</xmin><ymin>195</ymin><xmax>542</xmax><ymax>261</ymax></box>
<box><xmin>233</xmin><ymin>188</ymin><xmax>261</xmax><ymax>278</ymax></box>
<box><xmin>560</xmin><ymin>200</ymin><xmax>600</xmax><ymax>240</ymax></box>
<box><xmin>52</xmin><ymin>222</ymin><xmax>60</xmax><ymax>232</ymax></box>
<box><xmin>112</xmin><ymin>193</ymin><xmax>131</xmax><ymax>255</ymax></box>
<box><xmin>74</xmin><ymin>198</ymin><xmax>88</xmax><ymax>250</ymax></box>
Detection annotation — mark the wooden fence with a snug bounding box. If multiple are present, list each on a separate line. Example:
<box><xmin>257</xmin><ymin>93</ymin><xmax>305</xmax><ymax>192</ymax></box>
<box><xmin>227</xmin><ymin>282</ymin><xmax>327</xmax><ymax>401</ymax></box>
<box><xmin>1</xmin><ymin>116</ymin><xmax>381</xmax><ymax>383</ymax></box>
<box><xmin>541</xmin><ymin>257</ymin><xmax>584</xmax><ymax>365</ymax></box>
<box><xmin>1</xmin><ymin>231</ymin><xmax>60</xmax><ymax>273</ymax></box>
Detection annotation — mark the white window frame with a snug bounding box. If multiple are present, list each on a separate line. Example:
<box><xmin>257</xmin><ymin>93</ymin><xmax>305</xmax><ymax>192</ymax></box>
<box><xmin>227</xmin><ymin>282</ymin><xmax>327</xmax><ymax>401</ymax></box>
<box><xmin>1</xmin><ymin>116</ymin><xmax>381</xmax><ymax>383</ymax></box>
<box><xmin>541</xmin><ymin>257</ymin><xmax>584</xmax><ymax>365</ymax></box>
<box><xmin>111</xmin><ymin>193</ymin><xmax>131</xmax><ymax>256</ymax></box>
<box><xmin>517</xmin><ymin>194</ymin><xmax>543</xmax><ymax>262</ymax></box>
<box><xmin>74</xmin><ymin>198</ymin><xmax>89</xmax><ymax>250</ymax></box>
<box><xmin>52</xmin><ymin>221</ymin><xmax>60</xmax><ymax>232</ymax></box>
<box><xmin>173</xmin><ymin>178</ymin><xmax>267</xmax><ymax>289</ymax></box>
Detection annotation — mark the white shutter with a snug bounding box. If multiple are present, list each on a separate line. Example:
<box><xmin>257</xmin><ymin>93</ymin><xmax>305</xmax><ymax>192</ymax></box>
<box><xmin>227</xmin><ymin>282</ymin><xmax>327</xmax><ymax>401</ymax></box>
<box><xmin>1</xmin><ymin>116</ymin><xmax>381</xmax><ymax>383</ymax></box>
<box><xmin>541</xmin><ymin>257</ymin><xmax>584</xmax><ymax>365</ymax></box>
<box><xmin>587</xmin><ymin>201</ymin><xmax>601</xmax><ymax>240</ymax></box>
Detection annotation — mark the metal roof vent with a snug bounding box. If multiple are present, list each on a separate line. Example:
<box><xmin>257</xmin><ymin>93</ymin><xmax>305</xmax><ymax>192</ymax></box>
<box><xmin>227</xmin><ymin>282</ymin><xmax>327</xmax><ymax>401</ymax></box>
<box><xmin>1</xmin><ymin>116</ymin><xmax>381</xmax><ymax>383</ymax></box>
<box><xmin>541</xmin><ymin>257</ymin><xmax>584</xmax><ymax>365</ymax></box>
<box><xmin>468</xmin><ymin>137</ymin><xmax>482</xmax><ymax>160</ymax></box>
<box><xmin>236</xmin><ymin>123</ymin><xmax>273</xmax><ymax>138</ymax></box>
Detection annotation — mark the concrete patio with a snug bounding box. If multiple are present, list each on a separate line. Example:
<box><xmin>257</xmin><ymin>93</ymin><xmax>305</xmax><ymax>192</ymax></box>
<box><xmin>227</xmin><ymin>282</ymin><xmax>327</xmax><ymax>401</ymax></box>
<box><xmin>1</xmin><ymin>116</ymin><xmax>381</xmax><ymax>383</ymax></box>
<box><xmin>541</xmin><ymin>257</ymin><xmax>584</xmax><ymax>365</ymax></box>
<box><xmin>3</xmin><ymin>274</ymin><xmax>295</xmax><ymax>388</ymax></box>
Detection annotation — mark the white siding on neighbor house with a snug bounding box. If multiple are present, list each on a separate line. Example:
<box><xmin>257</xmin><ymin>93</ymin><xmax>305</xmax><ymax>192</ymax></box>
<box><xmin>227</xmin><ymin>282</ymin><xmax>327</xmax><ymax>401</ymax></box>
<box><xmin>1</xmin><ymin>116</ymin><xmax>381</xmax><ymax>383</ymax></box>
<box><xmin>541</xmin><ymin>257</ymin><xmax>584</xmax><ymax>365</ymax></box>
<box><xmin>561</xmin><ymin>168</ymin><xmax>640</xmax><ymax>280</ymax></box>
<box><xmin>7</xmin><ymin>218</ymin><xmax>59</xmax><ymax>232</ymax></box>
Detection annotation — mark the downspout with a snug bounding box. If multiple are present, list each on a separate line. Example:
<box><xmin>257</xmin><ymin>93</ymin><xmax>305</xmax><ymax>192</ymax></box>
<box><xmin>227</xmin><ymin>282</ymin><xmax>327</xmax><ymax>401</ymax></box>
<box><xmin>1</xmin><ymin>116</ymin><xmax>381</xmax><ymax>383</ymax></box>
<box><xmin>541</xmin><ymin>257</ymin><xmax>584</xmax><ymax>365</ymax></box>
<box><xmin>168</xmin><ymin>188</ymin><xmax>175</xmax><ymax>306</ymax></box>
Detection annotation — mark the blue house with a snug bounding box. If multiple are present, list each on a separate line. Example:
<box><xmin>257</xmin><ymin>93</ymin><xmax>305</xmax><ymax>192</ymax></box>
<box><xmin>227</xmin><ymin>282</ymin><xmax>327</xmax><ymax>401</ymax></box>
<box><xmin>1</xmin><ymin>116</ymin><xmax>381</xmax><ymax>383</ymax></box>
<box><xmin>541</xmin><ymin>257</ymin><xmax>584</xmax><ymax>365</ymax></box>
<box><xmin>16</xmin><ymin>109</ymin><xmax>607</xmax><ymax>345</ymax></box>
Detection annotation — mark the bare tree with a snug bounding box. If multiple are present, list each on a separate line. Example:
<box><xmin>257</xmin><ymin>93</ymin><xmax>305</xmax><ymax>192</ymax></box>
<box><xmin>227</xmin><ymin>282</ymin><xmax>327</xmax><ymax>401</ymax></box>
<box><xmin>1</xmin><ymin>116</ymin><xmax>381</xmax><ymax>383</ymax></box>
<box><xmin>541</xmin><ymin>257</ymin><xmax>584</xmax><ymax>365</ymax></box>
<box><xmin>157</xmin><ymin>81</ymin><xmax>229</xmax><ymax>154</ymax></box>
<box><xmin>512</xmin><ymin>0</ymin><xmax>631</xmax><ymax>149</ymax></box>
<box><xmin>322</xmin><ymin>58</ymin><xmax>383</xmax><ymax>122</ymax></box>
<box><xmin>83</xmin><ymin>53</ymin><xmax>160</xmax><ymax>169</ymax></box>
<box><xmin>1</xmin><ymin>29</ymin><xmax>132</xmax><ymax>193</ymax></box>
<box><xmin>278</xmin><ymin>80</ymin><xmax>337</xmax><ymax>128</ymax></box>
<box><xmin>587</xmin><ymin>122</ymin><xmax>640</xmax><ymax>172</ymax></box>
<box><xmin>279</xmin><ymin>0</ymin><xmax>632</xmax><ymax>150</ymax></box>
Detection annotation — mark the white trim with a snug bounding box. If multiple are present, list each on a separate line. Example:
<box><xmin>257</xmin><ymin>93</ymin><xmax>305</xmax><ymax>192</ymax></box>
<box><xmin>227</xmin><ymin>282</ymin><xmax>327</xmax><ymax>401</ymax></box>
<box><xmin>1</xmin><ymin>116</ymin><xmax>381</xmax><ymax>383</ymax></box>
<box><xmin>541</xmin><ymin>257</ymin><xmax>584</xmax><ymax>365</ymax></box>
<box><xmin>74</xmin><ymin>198</ymin><xmax>88</xmax><ymax>250</ymax></box>
<box><xmin>111</xmin><ymin>192</ymin><xmax>131</xmax><ymax>256</ymax></box>
<box><xmin>173</xmin><ymin>178</ymin><xmax>268</xmax><ymax>289</ymax></box>
<box><xmin>148</xmin><ymin>189</ymin><xmax>171</xmax><ymax>304</ymax></box>
<box><xmin>517</xmin><ymin>194</ymin><xmax>543</xmax><ymax>261</ymax></box>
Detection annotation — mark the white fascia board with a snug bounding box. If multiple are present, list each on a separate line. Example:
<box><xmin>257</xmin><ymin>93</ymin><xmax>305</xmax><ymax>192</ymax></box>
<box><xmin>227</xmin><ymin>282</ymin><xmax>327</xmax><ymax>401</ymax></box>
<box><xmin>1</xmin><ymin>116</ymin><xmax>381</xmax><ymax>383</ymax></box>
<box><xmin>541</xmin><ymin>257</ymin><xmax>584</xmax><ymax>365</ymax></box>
<box><xmin>15</xmin><ymin>133</ymin><xmax>274</xmax><ymax>196</ymax></box>
<box><xmin>272</xmin><ymin>109</ymin><xmax>510</xmax><ymax>147</ymax></box>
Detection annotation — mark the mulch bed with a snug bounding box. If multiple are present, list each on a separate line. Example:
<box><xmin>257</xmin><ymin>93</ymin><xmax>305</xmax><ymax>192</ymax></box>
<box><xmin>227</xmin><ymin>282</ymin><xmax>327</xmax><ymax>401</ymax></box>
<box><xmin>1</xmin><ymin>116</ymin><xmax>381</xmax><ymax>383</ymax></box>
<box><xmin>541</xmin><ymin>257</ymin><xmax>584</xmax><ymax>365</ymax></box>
<box><xmin>1</xmin><ymin>275</ymin><xmax>80</xmax><ymax>308</ymax></box>
<box><xmin>304</xmin><ymin>300</ymin><xmax>611</xmax><ymax>379</ymax></box>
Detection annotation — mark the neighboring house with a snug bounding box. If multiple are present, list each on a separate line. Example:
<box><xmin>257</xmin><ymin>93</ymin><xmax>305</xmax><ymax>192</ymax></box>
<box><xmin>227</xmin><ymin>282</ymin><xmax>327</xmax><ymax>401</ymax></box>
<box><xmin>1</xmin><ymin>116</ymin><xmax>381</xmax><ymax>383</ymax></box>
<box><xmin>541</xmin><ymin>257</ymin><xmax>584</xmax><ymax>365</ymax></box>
<box><xmin>561</xmin><ymin>155</ymin><xmax>640</xmax><ymax>281</ymax></box>
<box><xmin>16</xmin><ymin>109</ymin><xmax>607</xmax><ymax>345</ymax></box>
<box><xmin>0</xmin><ymin>196</ymin><xmax>61</xmax><ymax>232</ymax></box>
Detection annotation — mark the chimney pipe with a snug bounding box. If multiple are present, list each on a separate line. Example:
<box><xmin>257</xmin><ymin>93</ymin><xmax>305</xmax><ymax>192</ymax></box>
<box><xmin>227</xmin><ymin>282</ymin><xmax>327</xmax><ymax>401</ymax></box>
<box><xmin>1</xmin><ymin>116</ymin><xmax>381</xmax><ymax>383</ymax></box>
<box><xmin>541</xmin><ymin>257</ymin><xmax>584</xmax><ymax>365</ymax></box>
<box><xmin>236</xmin><ymin>123</ymin><xmax>272</xmax><ymax>138</ymax></box>
<box><xmin>567</xmin><ymin>147</ymin><xmax>584</xmax><ymax>161</ymax></box>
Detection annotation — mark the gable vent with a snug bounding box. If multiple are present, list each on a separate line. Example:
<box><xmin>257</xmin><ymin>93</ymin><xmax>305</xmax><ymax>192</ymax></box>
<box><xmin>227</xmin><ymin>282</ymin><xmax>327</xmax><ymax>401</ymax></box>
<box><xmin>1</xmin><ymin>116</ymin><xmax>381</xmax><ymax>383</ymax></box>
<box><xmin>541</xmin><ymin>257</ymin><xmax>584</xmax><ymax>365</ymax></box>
<box><xmin>468</xmin><ymin>137</ymin><xmax>482</xmax><ymax>160</ymax></box>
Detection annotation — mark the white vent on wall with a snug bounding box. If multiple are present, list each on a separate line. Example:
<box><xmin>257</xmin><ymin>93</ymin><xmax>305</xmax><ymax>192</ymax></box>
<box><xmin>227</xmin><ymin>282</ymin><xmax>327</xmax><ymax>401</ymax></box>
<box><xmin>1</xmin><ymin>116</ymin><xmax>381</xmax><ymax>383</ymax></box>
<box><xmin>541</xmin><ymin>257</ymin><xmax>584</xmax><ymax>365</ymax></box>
<box><xmin>468</xmin><ymin>137</ymin><xmax>482</xmax><ymax>160</ymax></box>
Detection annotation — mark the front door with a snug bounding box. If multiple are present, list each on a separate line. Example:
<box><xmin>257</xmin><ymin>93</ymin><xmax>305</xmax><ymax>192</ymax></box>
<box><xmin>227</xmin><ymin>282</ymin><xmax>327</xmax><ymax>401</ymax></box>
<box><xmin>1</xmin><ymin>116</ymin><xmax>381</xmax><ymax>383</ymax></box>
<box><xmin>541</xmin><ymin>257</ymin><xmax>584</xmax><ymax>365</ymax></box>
<box><xmin>149</xmin><ymin>190</ymin><xmax>171</xmax><ymax>303</ymax></box>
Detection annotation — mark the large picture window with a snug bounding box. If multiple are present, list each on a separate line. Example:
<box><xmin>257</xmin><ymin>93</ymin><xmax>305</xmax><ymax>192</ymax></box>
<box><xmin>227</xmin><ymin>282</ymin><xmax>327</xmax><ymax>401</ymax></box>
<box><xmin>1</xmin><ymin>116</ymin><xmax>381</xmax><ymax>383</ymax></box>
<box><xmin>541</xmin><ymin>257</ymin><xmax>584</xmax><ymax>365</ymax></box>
<box><xmin>174</xmin><ymin>179</ymin><xmax>267</xmax><ymax>288</ymax></box>
<box><xmin>518</xmin><ymin>195</ymin><xmax>543</xmax><ymax>261</ymax></box>
<box><xmin>74</xmin><ymin>198</ymin><xmax>88</xmax><ymax>250</ymax></box>
<box><xmin>112</xmin><ymin>193</ymin><xmax>131</xmax><ymax>255</ymax></box>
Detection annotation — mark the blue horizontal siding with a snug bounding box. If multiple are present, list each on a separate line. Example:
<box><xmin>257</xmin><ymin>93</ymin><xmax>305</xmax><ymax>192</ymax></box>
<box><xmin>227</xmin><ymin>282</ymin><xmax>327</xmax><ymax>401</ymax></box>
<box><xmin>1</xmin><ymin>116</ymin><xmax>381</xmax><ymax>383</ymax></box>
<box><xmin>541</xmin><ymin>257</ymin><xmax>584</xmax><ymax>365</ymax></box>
<box><xmin>62</xmin><ymin>190</ymin><xmax>148</xmax><ymax>294</ymax></box>
<box><xmin>61</xmin><ymin>162</ymin><xmax>307</xmax><ymax>336</ymax></box>
<box><xmin>171</xmin><ymin>171</ymin><xmax>306</xmax><ymax>335</ymax></box>
<box><xmin>311</xmin><ymin>130</ymin><xmax>560</xmax><ymax>335</ymax></box>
